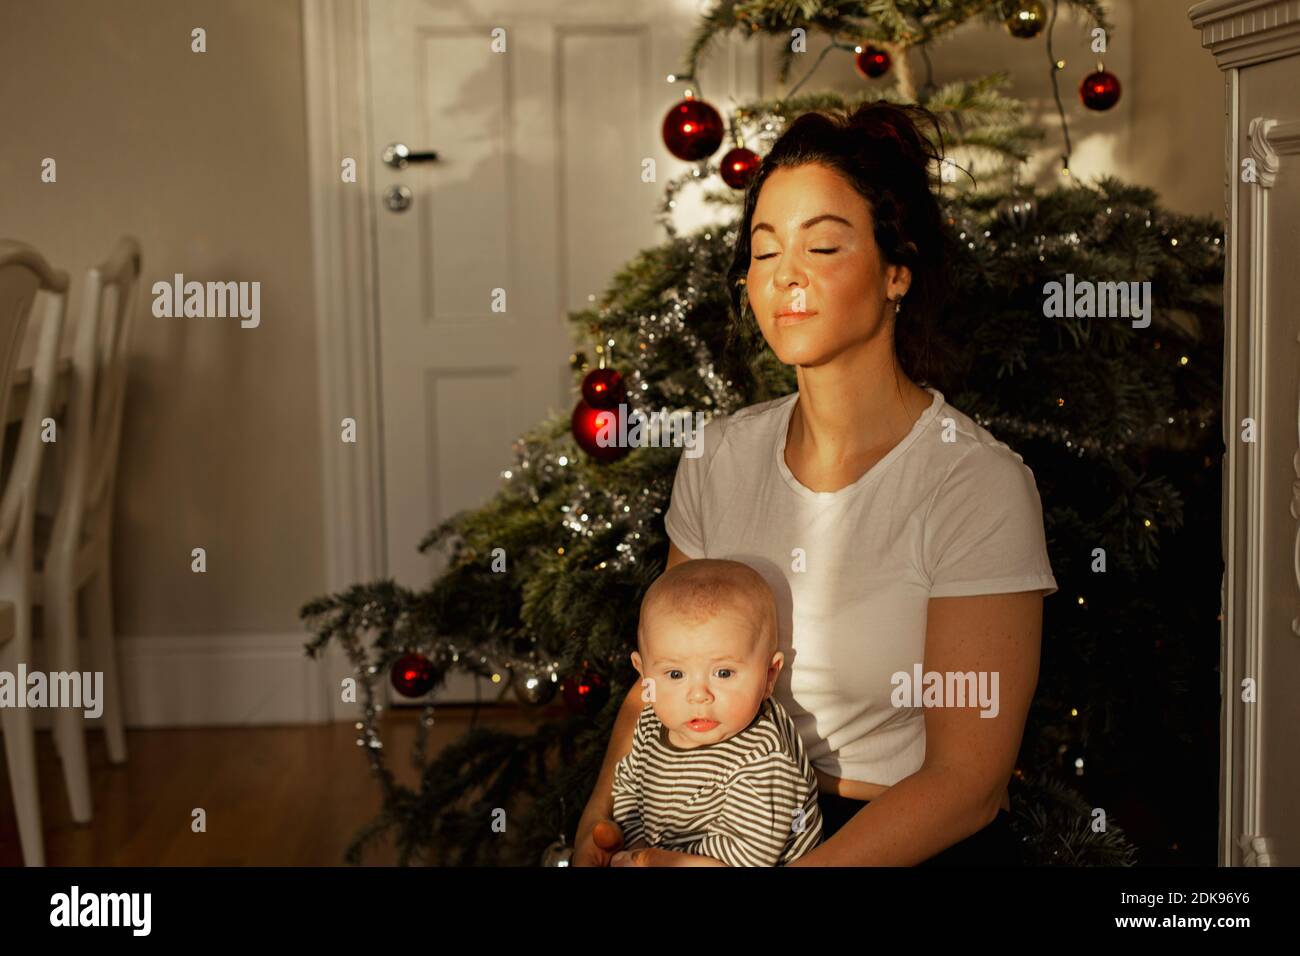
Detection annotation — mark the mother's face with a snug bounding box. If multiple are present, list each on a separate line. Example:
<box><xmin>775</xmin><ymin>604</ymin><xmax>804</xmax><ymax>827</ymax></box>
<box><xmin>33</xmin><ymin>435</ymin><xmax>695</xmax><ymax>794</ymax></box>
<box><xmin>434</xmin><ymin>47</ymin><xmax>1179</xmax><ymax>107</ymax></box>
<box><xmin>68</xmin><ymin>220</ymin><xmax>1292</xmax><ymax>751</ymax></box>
<box><xmin>746</xmin><ymin>163</ymin><xmax>910</xmax><ymax>368</ymax></box>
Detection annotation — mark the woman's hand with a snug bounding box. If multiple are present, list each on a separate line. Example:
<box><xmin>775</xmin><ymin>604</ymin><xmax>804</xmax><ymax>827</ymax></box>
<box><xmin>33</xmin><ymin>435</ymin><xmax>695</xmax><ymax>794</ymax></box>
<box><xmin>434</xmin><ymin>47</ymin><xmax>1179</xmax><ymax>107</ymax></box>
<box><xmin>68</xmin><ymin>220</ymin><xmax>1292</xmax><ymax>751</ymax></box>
<box><xmin>571</xmin><ymin>819</ymin><xmax>625</xmax><ymax>867</ymax></box>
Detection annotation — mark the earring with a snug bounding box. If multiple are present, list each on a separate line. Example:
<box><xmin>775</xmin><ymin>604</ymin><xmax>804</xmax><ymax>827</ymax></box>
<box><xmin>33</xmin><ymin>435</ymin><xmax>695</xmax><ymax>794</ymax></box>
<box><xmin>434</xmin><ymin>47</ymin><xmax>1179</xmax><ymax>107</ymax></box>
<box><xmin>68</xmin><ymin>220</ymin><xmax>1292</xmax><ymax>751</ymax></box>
<box><xmin>894</xmin><ymin>297</ymin><xmax>903</xmax><ymax>315</ymax></box>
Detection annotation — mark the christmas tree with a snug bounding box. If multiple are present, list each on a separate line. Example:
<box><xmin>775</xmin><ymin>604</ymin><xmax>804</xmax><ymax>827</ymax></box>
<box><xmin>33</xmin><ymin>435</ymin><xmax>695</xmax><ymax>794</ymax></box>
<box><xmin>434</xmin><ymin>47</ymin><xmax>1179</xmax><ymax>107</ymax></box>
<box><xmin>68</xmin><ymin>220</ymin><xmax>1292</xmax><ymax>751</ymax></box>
<box><xmin>301</xmin><ymin>0</ymin><xmax>1223</xmax><ymax>866</ymax></box>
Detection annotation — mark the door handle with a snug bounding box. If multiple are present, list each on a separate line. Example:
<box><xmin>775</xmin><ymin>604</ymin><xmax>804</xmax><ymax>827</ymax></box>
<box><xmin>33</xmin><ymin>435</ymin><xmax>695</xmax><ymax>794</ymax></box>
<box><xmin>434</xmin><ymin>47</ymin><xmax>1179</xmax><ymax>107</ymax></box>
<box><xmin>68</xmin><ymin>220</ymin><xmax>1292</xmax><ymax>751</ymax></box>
<box><xmin>382</xmin><ymin>142</ymin><xmax>440</xmax><ymax>169</ymax></box>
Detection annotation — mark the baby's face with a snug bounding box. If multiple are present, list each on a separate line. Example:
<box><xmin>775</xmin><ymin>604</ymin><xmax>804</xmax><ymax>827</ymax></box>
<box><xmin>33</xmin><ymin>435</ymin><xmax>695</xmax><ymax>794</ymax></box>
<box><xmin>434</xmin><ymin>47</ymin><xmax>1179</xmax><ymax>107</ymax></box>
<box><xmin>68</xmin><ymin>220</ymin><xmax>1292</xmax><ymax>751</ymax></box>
<box><xmin>632</xmin><ymin>604</ymin><xmax>782</xmax><ymax>750</ymax></box>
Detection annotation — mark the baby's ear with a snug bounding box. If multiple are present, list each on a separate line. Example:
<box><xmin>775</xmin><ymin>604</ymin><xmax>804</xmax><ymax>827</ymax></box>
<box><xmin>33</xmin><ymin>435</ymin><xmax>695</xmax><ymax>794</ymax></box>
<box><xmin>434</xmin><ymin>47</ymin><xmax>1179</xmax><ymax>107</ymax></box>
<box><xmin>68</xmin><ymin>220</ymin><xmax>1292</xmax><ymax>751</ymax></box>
<box><xmin>767</xmin><ymin>651</ymin><xmax>785</xmax><ymax>691</ymax></box>
<box><xmin>631</xmin><ymin>650</ymin><xmax>643</xmax><ymax>675</ymax></box>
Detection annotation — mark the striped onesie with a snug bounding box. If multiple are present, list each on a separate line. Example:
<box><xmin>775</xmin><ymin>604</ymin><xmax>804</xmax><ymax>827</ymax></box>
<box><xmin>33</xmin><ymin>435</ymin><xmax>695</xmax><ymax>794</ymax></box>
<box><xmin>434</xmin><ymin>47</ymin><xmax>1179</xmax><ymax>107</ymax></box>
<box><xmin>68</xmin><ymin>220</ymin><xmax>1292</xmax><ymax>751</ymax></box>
<box><xmin>611</xmin><ymin>696</ymin><xmax>824</xmax><ymax>866</ymax></box>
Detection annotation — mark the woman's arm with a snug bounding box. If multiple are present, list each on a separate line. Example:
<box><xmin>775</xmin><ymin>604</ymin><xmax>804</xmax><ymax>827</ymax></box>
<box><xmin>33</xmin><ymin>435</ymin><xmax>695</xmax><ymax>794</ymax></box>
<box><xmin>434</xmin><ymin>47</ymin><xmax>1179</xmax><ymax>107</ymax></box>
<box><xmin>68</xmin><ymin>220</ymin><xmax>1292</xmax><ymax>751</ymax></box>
<box><xmin>787</xmin><ymin>590</ymin><xmax>1043</xmax><ymax>866</ymax></box>
<box><xmin>572</xmin><ymin>542</ymin><xmax>692</xmax><ymax>865</ymax></box>
<box><xmin>572</xmin><ymin>682</ymin><xmax>645</xmax><ymax>865</ymax></box>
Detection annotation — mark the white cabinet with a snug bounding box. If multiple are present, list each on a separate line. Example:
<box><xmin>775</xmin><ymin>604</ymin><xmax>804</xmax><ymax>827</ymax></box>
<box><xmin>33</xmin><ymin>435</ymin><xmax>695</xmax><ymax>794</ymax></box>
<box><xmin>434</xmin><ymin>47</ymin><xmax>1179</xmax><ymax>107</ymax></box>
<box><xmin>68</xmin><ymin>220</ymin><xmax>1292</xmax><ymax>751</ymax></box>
<box><xmin>1191</xmin><ymin>0</ymin><xmax>1300</xmax><ymax>866</ymax></box>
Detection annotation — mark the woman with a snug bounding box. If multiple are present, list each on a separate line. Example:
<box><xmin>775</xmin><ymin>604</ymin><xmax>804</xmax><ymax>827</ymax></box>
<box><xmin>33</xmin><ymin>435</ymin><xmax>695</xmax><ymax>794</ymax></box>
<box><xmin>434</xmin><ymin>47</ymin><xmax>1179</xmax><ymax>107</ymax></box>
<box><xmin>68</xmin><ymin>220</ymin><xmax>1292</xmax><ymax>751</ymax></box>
<box><xmin>574</xmin><ymin>101</ymin><xmax>1057</xmax><ymax>867</ymax></box>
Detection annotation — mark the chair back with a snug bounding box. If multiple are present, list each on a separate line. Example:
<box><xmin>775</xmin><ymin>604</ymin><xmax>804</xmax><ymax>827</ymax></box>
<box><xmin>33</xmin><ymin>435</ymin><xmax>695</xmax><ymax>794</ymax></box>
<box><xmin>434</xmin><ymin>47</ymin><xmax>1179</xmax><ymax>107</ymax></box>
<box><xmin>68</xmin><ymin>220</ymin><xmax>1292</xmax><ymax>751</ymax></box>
<box><xmin>0</xmin><ymin>241</ymin><xmax>69</xmax><ymax>554</ymax></box>
<box><xmin>51</xmin><ymin>236</ymin><xmax>141</xmax><ymax>555</ymax></box>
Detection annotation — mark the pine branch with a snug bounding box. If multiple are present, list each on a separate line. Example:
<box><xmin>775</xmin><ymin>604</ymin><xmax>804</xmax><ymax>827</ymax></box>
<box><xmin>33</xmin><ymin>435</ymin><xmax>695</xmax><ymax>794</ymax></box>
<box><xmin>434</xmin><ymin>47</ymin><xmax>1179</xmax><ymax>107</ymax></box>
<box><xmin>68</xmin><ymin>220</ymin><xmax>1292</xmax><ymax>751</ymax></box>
<box><xmin>683</xmin><ymin>1</ymin><xmax>1117</xmax><ymax>80</ymax></box>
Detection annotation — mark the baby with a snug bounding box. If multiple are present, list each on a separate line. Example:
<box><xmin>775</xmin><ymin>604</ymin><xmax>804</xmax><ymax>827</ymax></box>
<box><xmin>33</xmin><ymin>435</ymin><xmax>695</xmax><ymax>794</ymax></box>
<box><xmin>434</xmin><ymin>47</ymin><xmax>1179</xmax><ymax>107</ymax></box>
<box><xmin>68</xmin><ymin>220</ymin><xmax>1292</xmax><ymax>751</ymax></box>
<box><xmin>610</xmin><ymin>558</ymin><xmax>823</xmax><ymax>866</ymax></box>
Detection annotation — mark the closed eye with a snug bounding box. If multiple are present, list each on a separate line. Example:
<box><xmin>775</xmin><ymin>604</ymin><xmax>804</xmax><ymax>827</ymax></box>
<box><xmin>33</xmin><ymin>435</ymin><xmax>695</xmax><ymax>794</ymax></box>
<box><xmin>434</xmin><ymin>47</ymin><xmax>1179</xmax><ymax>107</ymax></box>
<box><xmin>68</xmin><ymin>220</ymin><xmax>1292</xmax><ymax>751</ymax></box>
<box><xmin>752</xmin><ymin>248</ymin><xmax>838</xmax><ymax>260</ymax></box>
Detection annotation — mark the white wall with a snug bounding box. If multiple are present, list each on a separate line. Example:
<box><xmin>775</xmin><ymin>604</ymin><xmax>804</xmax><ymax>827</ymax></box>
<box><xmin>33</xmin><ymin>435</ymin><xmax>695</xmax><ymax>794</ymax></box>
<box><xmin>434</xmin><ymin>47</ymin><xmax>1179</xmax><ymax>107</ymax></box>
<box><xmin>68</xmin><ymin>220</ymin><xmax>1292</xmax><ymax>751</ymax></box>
<box><xmin>0</xmin><ymin>0</ymin><xmax>324</xmax><ymax>645</ymax></box>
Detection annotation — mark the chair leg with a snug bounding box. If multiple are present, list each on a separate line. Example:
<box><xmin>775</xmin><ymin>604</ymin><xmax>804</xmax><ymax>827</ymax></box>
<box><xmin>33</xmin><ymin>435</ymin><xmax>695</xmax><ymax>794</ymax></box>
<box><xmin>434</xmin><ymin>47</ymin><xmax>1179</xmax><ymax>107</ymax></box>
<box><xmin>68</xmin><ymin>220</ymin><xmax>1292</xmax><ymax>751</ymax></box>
<box><xmin>0</xmin><ymin>698</ymin><xmax>45</xmax><ymax>865</ymax></box>
<box><xmin>85</xmin><ymin>561</ymin><xmax>127</xmax><ymax>764</ymax></box>
<box><xmin>46</xmin><ymin>583</ymin><xmax>93</xmax><ymax>823</ymax></box>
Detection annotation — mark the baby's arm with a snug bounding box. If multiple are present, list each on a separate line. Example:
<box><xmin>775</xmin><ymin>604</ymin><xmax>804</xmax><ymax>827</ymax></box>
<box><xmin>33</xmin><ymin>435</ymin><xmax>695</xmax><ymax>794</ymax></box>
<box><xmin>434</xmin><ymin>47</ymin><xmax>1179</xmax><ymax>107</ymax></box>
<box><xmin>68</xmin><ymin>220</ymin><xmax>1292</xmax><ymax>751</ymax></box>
<box><xmin>648</xmin><ymin>848</ymin><xmax>728</xmax><ymax>866</ymax></box>
<box><xmin>693</xmin><ymin>753</ymin><xmax>812</xmax><ymax>866</ymax></box>
<box><xmin>611</xmin><ymin>756</ymin><xmax>645</xmax><ymax>847</ymax></box>
<box><xmin>610</xmin><ymin>712</ymin><xmax>647</xmax><ymax>846</ymax></box>
<box><xmin>625</xmin><ymin>836</ymin><xmax>724</xmax><ymax>862</ymax></box>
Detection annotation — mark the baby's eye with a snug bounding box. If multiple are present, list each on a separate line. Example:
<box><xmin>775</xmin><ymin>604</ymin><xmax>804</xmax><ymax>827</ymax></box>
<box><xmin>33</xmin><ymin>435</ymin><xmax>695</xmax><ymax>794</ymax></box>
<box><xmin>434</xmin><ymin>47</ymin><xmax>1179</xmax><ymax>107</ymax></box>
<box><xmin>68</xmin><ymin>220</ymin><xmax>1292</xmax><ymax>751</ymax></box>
<box><xmin>716</xmin><ymin>669</ymin><xmax>733</xmax><ymax>679</ymax></box>
<box><xmin>667</xmin><ymin>670</ymin><xmax>683</xmax><ymax>680</ymax></box>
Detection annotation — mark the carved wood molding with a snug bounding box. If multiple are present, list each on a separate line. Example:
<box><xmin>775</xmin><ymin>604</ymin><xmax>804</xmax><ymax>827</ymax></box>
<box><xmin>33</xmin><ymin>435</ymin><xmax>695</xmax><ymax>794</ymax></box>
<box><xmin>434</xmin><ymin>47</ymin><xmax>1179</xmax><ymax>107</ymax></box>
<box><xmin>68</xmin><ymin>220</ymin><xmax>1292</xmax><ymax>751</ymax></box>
<box><xmin>1246</xmin><ymin>118</ymin><xmax>1300</xmax><ymax>643</ymax></box>
<box><xmin>1234</xmin><ymin>114</ymin><xmax>1300</xmax><ymax>864</ymax></box>
<box><xmin>1239</xmin><ymin>832</ymin><xmax>1276</xmax><ymax>865</ymax></box>
<box><xmin>1191</xmin><ymin>0</ymin><xmax>1300</xmax><ymax>68</ymax></box>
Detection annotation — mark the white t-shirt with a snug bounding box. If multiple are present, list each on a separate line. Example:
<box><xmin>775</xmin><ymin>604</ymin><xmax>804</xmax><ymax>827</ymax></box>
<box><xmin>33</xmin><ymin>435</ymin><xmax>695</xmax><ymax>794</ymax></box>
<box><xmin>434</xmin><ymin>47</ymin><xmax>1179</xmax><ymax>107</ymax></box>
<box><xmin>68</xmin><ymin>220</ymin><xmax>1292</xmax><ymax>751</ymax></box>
<box><xmin>663</xmin><ymin>387</ymin><xmax>1058</xmax><ymax>787</ymax></box>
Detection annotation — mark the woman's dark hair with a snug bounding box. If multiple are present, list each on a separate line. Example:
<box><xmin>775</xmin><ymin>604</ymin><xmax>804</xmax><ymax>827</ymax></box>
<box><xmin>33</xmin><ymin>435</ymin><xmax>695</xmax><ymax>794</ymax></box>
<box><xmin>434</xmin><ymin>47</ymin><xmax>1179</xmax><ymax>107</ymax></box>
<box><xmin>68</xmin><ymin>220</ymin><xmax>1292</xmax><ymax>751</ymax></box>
<box><xmin>725</xmin><ymin>100</ymin><xmax>957</xmax><ymax>388</ymax></box>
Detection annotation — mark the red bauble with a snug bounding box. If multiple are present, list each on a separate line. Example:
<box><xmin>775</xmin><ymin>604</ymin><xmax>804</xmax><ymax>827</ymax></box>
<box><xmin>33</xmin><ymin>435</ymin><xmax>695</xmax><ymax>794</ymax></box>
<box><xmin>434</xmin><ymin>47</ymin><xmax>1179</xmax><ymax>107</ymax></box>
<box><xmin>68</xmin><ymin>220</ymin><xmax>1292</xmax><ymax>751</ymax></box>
<box><xmin>662</xmin><ymin>97</ymin><xmax>724</xmax><ymax>161</ymax></box>
<box><xmin>561</xmin><ymin>665</ymin><xmax>610</xmax><ymax>716</ymax></box>
<box><xmin>390</xmin><ymin>653</ymin><xmax>436</xmax><ymax>698</ymax></box>
<box><xmin>581</xmin><ymin>367</ymin><xmax>626</xmax><ymax>410</ymax></box>
<box><xmin>719</xmin><ymin>147</ymin><xmax>761</xmax><ymax>189</ymax></box>
<box><xmin>854</xmin><ymin>45</ymin><xmax>891</xmax><ymax>79</ymax></box>
<box><xmin>1080</xmin><ymin>70</ymin><xmax>1121</xmax><ymax>111</ymax></box>
<box><xmin>571</xmin><ymin>400</ymin><xmax>630</xmax><ymax>462</ymax></box>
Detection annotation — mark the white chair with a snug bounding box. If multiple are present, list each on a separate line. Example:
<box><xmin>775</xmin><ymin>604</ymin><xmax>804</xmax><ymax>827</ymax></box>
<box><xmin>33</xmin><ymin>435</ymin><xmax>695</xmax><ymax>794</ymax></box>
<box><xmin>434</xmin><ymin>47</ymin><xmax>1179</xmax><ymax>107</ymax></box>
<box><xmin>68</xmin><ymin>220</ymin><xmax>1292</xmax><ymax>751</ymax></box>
<box><xmin>0</xmin><ymin>240</ymin><xmax>70</xmax><ymax>866</ymax></box>
<box><xmin>34</xmin><ymin>236</ymin><xmax>140</xmax><ymax>825</ymax></box>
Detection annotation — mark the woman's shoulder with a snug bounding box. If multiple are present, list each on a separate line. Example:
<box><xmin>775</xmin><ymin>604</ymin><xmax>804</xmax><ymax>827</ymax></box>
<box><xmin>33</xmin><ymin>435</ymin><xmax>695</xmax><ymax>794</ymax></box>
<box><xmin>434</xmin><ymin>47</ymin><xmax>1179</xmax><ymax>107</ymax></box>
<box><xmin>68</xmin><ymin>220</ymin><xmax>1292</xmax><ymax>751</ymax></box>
<box><xmin>918</xmin><ymin>398</ymin><xmax>1048</xmax><ymax>530</ymax></box>
<box><xmin>920</xmin><ymin>397</ymin><xmax>1056</xmax><ymax>595</ymax></box>
<box><xmin>923</xmin><ymin>393</ymin><xmax>1036</xmax><ymax>474</ymax></box>
<box><xmin>696</xmin><ymin>392</ymin><xmax>797</xmax><ymax>448</ymax></box>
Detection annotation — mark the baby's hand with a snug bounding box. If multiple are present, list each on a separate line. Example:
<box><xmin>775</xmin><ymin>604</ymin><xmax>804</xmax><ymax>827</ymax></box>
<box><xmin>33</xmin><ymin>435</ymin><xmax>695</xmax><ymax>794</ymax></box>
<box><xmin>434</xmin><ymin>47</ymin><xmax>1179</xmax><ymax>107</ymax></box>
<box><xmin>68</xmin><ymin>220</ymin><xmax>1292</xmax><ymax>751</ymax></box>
<box><xmin>611</xmin><ymin>846</ymin><xmax>728</xmax><ymax>867</ymax></box>
<box><xmin>610</xmin><ymin>838</ymin><xmax>649</xmax><ymax>866</ymax></box>
<box><xmin>610</xmin><ymin>847</ymin><xmax>651</xmax><ymax>866</ymax></box>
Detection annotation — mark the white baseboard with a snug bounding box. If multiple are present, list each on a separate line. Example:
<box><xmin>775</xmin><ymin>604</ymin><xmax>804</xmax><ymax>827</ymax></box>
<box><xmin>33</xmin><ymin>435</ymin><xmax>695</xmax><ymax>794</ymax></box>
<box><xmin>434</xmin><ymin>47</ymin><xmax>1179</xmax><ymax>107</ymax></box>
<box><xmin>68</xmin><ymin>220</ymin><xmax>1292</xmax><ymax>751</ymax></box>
<box><xmin>15</xmin><ymin>633</ymin><xmax>495</xmax><ymax>730</ymax></box>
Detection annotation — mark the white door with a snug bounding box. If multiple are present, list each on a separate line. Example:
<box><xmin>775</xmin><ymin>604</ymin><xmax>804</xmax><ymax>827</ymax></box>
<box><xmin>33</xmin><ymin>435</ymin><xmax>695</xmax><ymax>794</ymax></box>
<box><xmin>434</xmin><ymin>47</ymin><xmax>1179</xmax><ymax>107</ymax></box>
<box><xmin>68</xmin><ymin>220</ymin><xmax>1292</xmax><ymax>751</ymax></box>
<box><xmin>366</xmin><ymin>0</ymin><xmax>746</xmax><ymax>701</ymax></box>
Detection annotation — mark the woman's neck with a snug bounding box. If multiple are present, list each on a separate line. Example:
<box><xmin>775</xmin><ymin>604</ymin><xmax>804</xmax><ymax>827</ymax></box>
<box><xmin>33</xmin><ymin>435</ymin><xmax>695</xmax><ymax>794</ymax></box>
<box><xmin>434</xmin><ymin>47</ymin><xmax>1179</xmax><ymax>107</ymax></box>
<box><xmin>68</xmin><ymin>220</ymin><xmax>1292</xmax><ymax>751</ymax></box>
<box><xmin>791</xmin><ymin>357</ymin><xmax>930</xmax><ymax>464</ymax></box>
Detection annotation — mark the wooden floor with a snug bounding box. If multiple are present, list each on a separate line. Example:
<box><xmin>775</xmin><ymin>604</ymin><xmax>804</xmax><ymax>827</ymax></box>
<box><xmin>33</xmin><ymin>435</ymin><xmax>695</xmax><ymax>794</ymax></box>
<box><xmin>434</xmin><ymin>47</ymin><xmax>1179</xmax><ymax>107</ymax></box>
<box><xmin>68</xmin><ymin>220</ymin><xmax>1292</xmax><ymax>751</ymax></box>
<box><xmin>0</xmin><ymin>705</ymin><xmax>545</xmax><ymax>866</ymax></box>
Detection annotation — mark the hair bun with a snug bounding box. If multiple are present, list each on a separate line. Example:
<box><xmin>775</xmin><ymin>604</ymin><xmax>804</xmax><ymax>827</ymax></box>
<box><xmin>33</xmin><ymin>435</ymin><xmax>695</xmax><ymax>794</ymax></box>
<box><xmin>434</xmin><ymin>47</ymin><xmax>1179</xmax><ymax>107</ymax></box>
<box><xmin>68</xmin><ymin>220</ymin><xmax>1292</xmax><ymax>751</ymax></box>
<box><xmin>846</xmin><ymin>101</ymin><xmax>944</xmax><ymax>174</ymax></box>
